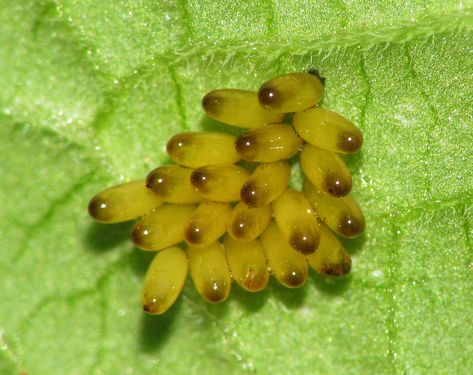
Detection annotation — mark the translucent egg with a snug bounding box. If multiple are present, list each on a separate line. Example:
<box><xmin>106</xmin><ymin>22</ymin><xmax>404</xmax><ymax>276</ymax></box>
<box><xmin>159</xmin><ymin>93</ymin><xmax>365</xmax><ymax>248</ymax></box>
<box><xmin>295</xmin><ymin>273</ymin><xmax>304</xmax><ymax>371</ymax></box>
<box><xmin>240</xmin><ymin>161</ymin><xmax>291</xmax><ymax>207</ymax></box>
<box><xmin>146</xmin><ymin>165</ymin><xmax>202</xmax><ymax>204</ymax></box>
<box><xmin>260</xmin><ymin>221</ymin><xmax>308</xmax><ymax>288</ymax></box>
<box><xmin>184</xmin><ymin>201</ymin><xmax>232</xmax><ymax>247</ymax></box>
<box><xmin>304</xmin><ymin>179</ymin><xmax>365</xmax><ymax>238</ymax></box>
<box><xmin>142</xmin><ymin>247</ymin><xmax>188</xmax><ymax>314</ymax></box>
<box><xmin>293</xmin><ymin>107</ymin><xmax>363</xmax><ymax>154</ymax></box>
<box><xmin>88</xmin><ymin>180</ymin><xmax>163</xmax><ymax>223</ymax></box>
<box><xmin>300</xmin><ymin>143</ymin><xmax>352</xmax><ymax>197</ymax></box>
<box><xmin>202</xmin><ymin>89</ymin><xmax>284</xmax><ymax>128</ymax></box>
<box><xmin>187</xmin><ymin>242</ymin><xmax>231</xmax><ymax>303</ymax></box>
<box><xmin>235</xmin><ymin>124</ymin><xmax>303</xmax><ymax>162</ymax></box>
<box><xmin>258</xmin><ymin>72</ymin><xmax>324</xmax><ymax>113</ymax></box>
<box><xmin>272</xmin><ymin>188</ymin><xmax>320</xmax><ymax>254</ymax></box>
<box><xmin>191</xmin><ymin>164</ymin><xmax>249</xmax><ymax>202</ymax></box>
<box><xmin>132</xmin><ymin>204</ymin><xmax>195</xmax><ymax>250</ymax></box>
<box><xmin>306</xmin><ymin>225</ymin><xmax>352</xmax><ymax>276</ymax></box>
<box><xmin>167</xmin><ymin>132</ymin><xmax>239</xmax><ymax>168</ymax></box>
<box><xmin>226</xmin><ymin>202</ymin><xmax>272</xmax><ymax>242</ymax></box>
<box><xmin>223</xmin><ymin>235</ymin><xmax>269</xmax><ymax>292</ymax></box>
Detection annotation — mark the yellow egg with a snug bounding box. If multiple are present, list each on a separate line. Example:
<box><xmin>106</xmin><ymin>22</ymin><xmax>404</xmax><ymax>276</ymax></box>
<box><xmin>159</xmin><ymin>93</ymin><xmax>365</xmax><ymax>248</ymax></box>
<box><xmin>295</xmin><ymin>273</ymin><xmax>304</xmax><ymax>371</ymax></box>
<box><xmin>146</xmin><ymin>165</ymin><xmax>202</xmax><ymax>204</ymax></box>
<box><xmin>260</xmin><ymin>221</ymin><xmax>308</xmax><ymax>288</ymax></box>
<box><xmin>258</xmin><ymin>72</ymin><xmax>324</xmax><ymax>113</ymax></box>
<box><xmin>303</xmin><ymin>179</ymin><xmax>365</xmax><ymax>238</ymax></box>
<box><xmin>132</xmin><ymin>204</ymin><xmax>195</xmax><ymax>250</ymax></box>
<box><xmin>87</xmin><ymin>70</ymin><xmax>367</xmax><ymax>313</ymax></box>
<box><xmin>191</xmin><ymin>164</ymin><xmax>249</xmax><ymax>202</ymax></box>
<box><xmin>235</xmin><ymin>124</ymin><xmax>303</xmax><ymax>162</ymax></box>
<box><xmin>307</xmin><ymin>225</ymin><xmax>351</xmax><ymax>276</ymax></box>
<box><xmin>167</xmin><ymin>132</ymin><xmax>240</xmax><ymax>168</ymax></box>
<box><xmin>272</xmin><ymin>188</ymin><xmax>320</xmax><ymax>254</ymax></box>
<box><xmin>187</xmin><ymin>242</ymin><xmax>231</xmax><ymax>303</ymax></box>
<box><xmin>202</xmin><ymin>89</ymin><xmax>284</xmax><ymax>128</ymax></box>
<box><xmin>226</xmin><ymin>201</ymin><xmax>272</xmax><ymax>242</ymax></box>
<box><xmin>223</xmin><ymin>235</ymin><xmax>269</xmax><ymax>292</ymax></box>
<box><xmin>184</xmin><ymin>201</ymin><xmax>232</xmax><ymax>247</ymax></box>
<box><xmin>88</xmin><ymin>180</ymin><xmax>163</xmax><ymax>223</ymax></box>
<box><xmin>142</xmin><ymin>247</ymin><xmax>188</xmax><ymax>314</ymax></box>
<box><xmin>240</xmin><ymin>161</ymin><xmax>291</xmax><ymax>207</ymax></box>
<box><xmin>300</xmin><ymin>143</ymin><xmax>352</xmax><ymax>197</ymax></box>
<box><xmin>293</xmin><ymin>107</ymin><xmax>363</xmax><ymax>154</ymax></box>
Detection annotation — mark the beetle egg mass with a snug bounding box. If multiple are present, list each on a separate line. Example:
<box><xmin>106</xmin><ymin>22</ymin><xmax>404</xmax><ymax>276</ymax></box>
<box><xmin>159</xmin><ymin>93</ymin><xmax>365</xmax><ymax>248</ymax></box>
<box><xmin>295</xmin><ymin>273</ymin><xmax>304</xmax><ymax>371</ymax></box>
<box><xmin>88</xmin><ymin>71</ymin><xmax>365</xmax><ymax>314</ymax></box>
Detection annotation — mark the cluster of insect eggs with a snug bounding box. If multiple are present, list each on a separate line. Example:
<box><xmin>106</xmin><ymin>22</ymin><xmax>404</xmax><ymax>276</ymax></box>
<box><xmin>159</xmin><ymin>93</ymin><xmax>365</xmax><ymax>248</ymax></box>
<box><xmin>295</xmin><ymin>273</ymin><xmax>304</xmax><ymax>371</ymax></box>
<box><xmin>88</xmin><ymin>72</ymin><xmax>365</xmax><ymax>315</ymax></box>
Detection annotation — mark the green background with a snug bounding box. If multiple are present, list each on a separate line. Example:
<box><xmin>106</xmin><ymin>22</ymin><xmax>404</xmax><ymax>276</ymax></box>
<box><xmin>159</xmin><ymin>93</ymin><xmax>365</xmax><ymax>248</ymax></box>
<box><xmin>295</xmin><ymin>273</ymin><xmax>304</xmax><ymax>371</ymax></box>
<box><xmin>1</xmin><ymin>1</ymin><xmax>472</xmax><ymax>374</ymax></box>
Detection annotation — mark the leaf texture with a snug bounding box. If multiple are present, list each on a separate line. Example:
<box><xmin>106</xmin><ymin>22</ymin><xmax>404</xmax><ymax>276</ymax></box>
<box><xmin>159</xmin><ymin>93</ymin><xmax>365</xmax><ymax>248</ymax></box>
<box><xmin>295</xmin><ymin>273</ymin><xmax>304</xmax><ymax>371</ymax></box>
<box><xmin>0</xmin><ymin>1</ymin><xmax>472</xmax><ymax>374</ymax></box>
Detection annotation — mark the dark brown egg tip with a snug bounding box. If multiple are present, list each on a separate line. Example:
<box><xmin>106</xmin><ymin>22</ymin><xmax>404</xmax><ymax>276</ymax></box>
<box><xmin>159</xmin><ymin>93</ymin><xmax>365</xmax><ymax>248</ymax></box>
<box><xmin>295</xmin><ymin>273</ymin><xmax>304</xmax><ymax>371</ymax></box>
<box><xmin>231</xmin><ymin>214</ymin><xmax>253</xmax><ymax>239</ymax></box>
<box><xmin>190</xmin><ymin>169</ymin><xmax>210</xmax><ymax>191</ymax></box>
<box><xmin>325</xmin><ymin>174</ymin><xmax>352</xmax><ymax>197</ymax></box>
<box><xmin>184</xmin><ymin>224</ymin><xmax>204</xmax><ymax>245</ymax></box>
<box><xmin>87</xmin><ymin>195</ymin><xmax>109</xmax><ymax>220</ymax></box>
<box><xmin>338</xmin><ymin>215</ymin><xmax>365</xmax><ymax>238</ymax></box>
<box><xmin>243</xmin><ymin>268</ymin><xmax>267</xmax><ymax>292</ymax></box>
<box><xmin>202</xmin><ymin>92</ymin><xmax>223</xmax><ymax>115</ymax></box>
<box><xmin>337</xmin><ymin>131</ymin><xmax>363</xmax><ymax>153</ymax></box>
<box><xmin>131</xmin><ymin>224</ymin><xmax>149</xmax><ymax>247</ymax></box>
<box><xmin>289</xmin><ymin>231</ymin><xmax>319</xmax><ymax>255</ymax></box>
<box><xmin>282</xmin><ymin>269</ymin><xmax>307</xmax><ymax>288</ymax></box>
<box><xmin>166</xmin><ymin>134</ymin><xmax>186</xmax><ymax>156</ymax></box>
<box><xmin>321</xmin><ymin>255</ymin><xmax>352</xmax><ymax>276</ymax></box>
<box><xmin>240</xmin><ymin>181</ymin><xmax>266</xmax><ymax>207</ymax></box>
<box><xmin>258</xmin><ymin>85</ymin><xmax>281</xmax><ymax>108</ymax></box>
<box><xmin>235</xmin><ymin>133</ymin><xmax>258</xmax><ymax>159</ymax></box>
<box><xmin>342</xmin><ymin>255</ymin><xmax>352</xmax><ymax>274</ymax></box>
<box><xmin>165</xmin><ymin>138</ymin><xmax>176</xmax><ymax>156</ymax></box>
<box><xmin>204</xmin><ymin>281</ymin><xmax>227</xmax><ymax>303</ymax></box>
<box><xmin>145</xmin><ymin>170</ymin><xmax>168</xmax><ymax>194</ymax></box>
<box><xmin>142</xmin><ymin>300</ymin><xmax>159</xmax><ymax>314</ymax></box>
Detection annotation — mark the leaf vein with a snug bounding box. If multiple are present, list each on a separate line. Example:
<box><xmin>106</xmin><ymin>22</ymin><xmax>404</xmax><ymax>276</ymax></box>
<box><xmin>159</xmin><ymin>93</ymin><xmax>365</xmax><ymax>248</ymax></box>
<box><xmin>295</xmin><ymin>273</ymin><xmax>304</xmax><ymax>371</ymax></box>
<box><xmin>169</xmin><ymin>66</ymin><xmax>190</xmax><ymax>131</ymax></box>
<box><xmin>386</xmin><ymin>223</ymin><xmax>400</xmax><ymax>373</ymax></box>
<box><xmin>461</xmin><ymin>205</ymin><xmax>473</xmax><ymax>256</ymax></box>
<box><xmin>374</xmin><ymin>192</ymin><xmax>473</xmax><ymax>222</ymax></box>
<box><xmin>404</xmin><ymin>44</ymin><xmax>440</xmax><ymax>198</ymax></box>
<box><xmin>146</xmin><ymin>7</ymin><xmax>473</xmax><ymax>74</ymax></box>
<box><xmin>12</xmin><ymin>171</ymin><xmax>97</xmax><ymax>262</ymax></box>
<box><xmin>179</xmin><ymin>0</ymin><xmax>194</xmax><ymax>39</ymax></box>
<box><xmin>358</xmin><ymin>52</ymin><xmax>372</xmax><ymax>133</ymax></box>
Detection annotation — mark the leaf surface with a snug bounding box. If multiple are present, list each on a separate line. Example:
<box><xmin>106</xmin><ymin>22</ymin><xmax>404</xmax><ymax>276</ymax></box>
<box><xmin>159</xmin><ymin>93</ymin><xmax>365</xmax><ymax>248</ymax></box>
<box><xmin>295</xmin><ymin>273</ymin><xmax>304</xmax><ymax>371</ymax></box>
<box><xmin>1</xmin><ymin>1</ymin><xmax>472</xmax><ymax>373</ymax></box>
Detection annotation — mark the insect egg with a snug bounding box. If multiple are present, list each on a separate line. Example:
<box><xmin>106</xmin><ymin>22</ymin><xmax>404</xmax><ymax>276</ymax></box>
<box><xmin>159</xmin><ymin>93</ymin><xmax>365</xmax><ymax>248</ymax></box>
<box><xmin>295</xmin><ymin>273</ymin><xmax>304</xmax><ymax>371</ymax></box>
<box><xmin>260</xmin><ymin>221</ymin><xmax>308</xmax><ymax>288</ymax></box>
<box><xmin>190</xmin><ymin>164</ymin><xmax>249</xmax><ymax>202</ymax></box>
<box><xmin>131</xmin><ymin>204</ymin><xmax>196</xmax><ymax>250</ymax></box>
<box><xmin>142</xmin><ymin>246</ymin><xmax>188</xmax><ymax>314</ymax></box>
<box><xmin>187</xmin><ymin>242</ymin><xmax>232</xmax><ymax>303</ymax></box>
<box><xmin>166</xmin><ymin>132</ymin><xmax>240</xmax><ymax>168</ymax></box>
<box><xmin>88</xmin><ymin>70</ymin><xmax>364</xmax><ymax>315</ymax></box>
<box><xmin>240</xmin><ymin>161</ymin><xmax>291</xmax><ymax>207</ymax></box>
<box><xmin>303</xmin><ymin>179</ymin><xmax>365</xmax><ymax>238</ymax></box>
<box><xmin>293</xmin><ymin>107</ymin><xmax>363</xmax><ymax>153</ymax></box>
<box><xmin>184</xmin><ymin>201</ymin><xmax>232</xmax><ymax>247</ymax></box>
<box><xmin>146</xmin><ymin>165</ymin><xmax>202</xmax><ymax>204</ymax></box>
<box><xmin>235</xmin><ymin>124</ymin><xmax>303</xmax><ymax>162</ymax></box>
<box><xmin>202</xmin><ymin>89</ymin><xmax>284</xmax><ymax>128</ymax></box>
<box><xmin>300</xmin><ymin>143</ymin><xmax>352</xmax><ymax>197</ymax></box>
<box><xmin>226</xmin><ymin>201</ymin><xmax>272</xmax><ymax>242</ymax></box>
<box><xmin>272</xmin><ymin>188</ymin><xmax>320</xmax><ymax>255</ymax></box>
<box><xmin>88</xmin><ymin>180</ymin><xmax>163</xmax><ymax>223</ymax></box>
<box><xmin>258</xmin><ymin>72</ymin><xmax>324</xmax><ymax>113</ymax></box>
<box><xmin>306</xmin><ymin>225</ymin><xmax>352</xmax><ymax>276</ymax></box>
<box><xmin>223</xmin><ymin>235</ymin><xmax>269</xmax><ymax>292</ymax></box>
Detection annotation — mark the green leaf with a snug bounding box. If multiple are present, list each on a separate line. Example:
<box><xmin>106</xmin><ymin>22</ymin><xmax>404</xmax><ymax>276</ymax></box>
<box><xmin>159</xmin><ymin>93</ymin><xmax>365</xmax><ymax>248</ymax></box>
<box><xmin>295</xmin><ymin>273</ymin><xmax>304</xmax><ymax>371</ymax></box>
<box><xmin>1</xmin><ymin>1</ymin><xmax>472</xmax><ymax>373</ymax></box>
